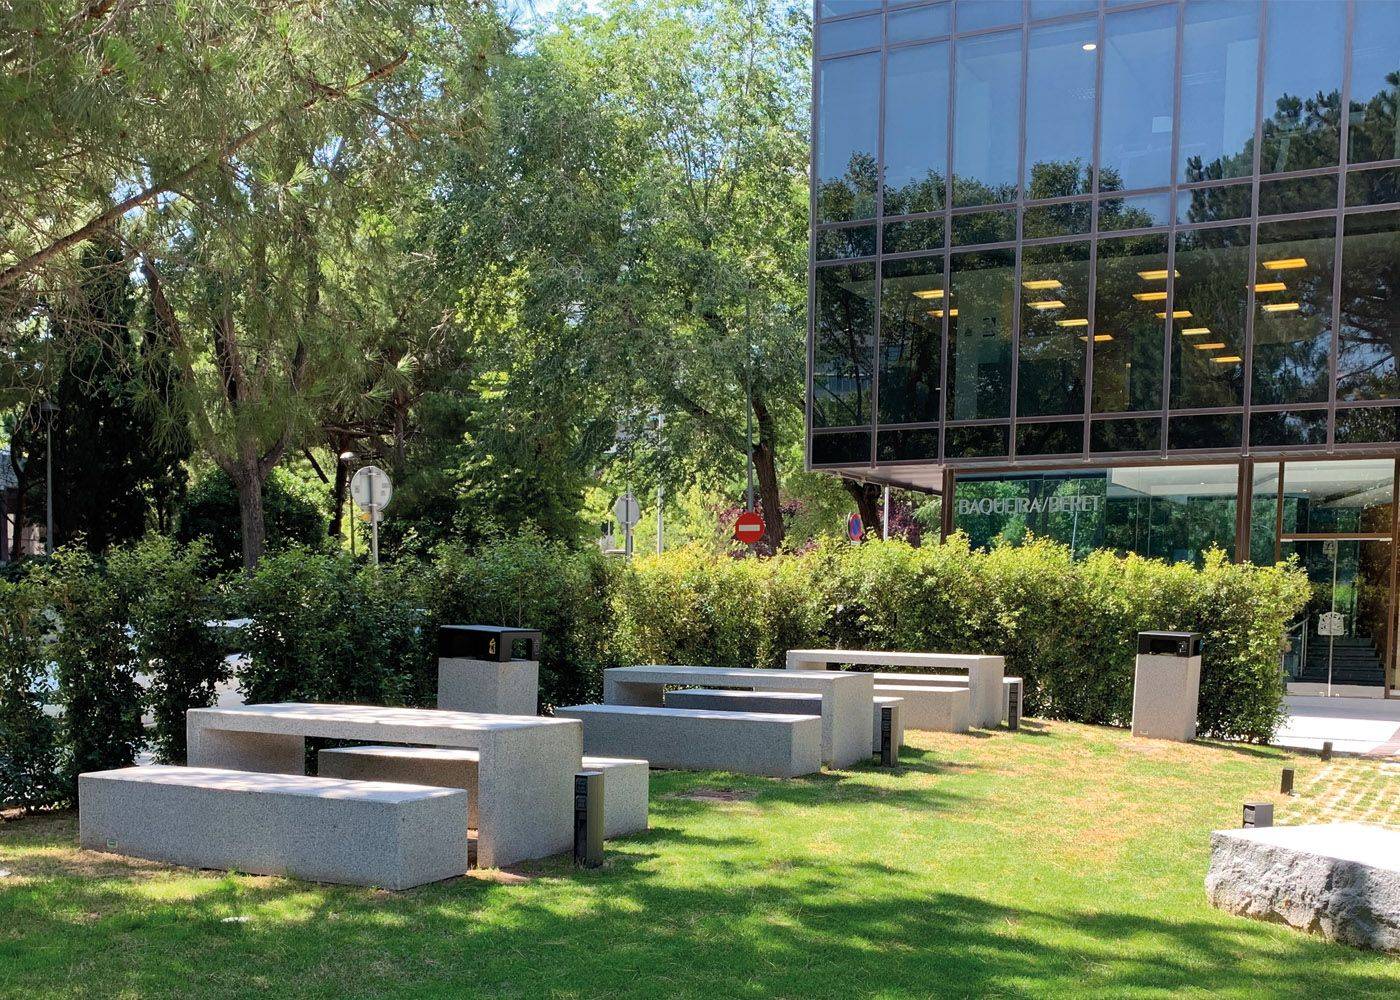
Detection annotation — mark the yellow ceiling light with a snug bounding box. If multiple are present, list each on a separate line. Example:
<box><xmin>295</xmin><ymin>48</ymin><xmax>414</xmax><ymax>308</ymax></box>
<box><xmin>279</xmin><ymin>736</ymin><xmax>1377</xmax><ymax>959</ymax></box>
<box><xmin>1181</xmin><ymin>327</ymin><xmax>1211</xmax><ymax>336</ymax></box>
<box><xmin>1193</xmin><ymin>341</ymin><xmax>1226</xmax><ymax>350</ymax></box>
<box><xmin>1022</xmin><ymin>278</ymin><xmax>1063</xmax><ymax>290</ymax></box>
<box><xmin>1056</xmin><ymin>317</ymin><xmax>1090</xmax><ymax>328</ymax></box>
<box><xmin>1133</xmin><ymin>290</ymin><xmax>1169</xmax><ymax>302</ymax></box>
<box><xmin>928</xmin><ymin>308</ymin><xmax>959</xmax><ymax>317</ymax></box>
<box><xmin>1156</xmin><ymin>310</ymin><xmax>1193</xmax><ymax>319</ymax></box>
<box><xmin>1029</xmin><ymin>299</ymin><xmax>1066</xmax><ymax>310</ymax></box>
<box><xmin>1263</xmin><ymin>257</ymin><xmax>1308</xmax><ymax>270</ymax></box>
<box><xmin>912</xmin><ymin>288</ymin><xmax>945</xmax><ymax>299</ymax></box>
<box><xmin>1262</xmin><ymin>301</ymin><xmax>1301</xmax><ymax>313</ymax></box>
<box><xmin>1252</xmin><ymin>281</ymin><xmax>1288</xmax><ymax>293</ymax></box>
<box><xmin>1211</xmin><ymin>355</ymin><xmax>1243</xmax><ymax>364</ymax></box>
<box><xmin>1079</xmin><ymin>333</ymin><xmax>1115</xmax><ymax>342</ymax></box>
<box><xmin>1136</xmin><ymin>269</ymin><xmax>1179</xmax><ymax>280</ymax></box>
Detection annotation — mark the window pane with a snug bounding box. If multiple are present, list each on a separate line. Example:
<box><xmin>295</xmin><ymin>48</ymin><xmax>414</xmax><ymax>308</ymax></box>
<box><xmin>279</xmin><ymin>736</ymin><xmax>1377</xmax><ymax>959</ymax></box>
<box><xmin>1102</xmin><ymin>464</ymin><xmax>1240</xmax><ymax>565</ymax></box>
<box><xmin>1025</xmin><ymin>18</ymin><xmax>1098</xmax><ymax>199</ymax></box>
<box><xmin>1100</xmin><ymin>5</ymin><xmax>1177</xmax><ymax>192</ymax></box>
<box><xmin>1093</xmin><ymin>233</ymin><xmax>1168</xmax><ymax>413</ymax></box>
<box><xmin>883</xmin><ymin>216</ymin><xmax>945</xmax><ymax>253</ymax></box>
<box><xmin>1091</xmin><ymin>416</ymin><xmax>1162</xmax><ymax>452</ymax></box>
<box><xmin>817</xmin><ymin>54</ymin><xmax>880</xmax><ymax>223</ymax></box>
<box><xmin>1258</xmin><ymin>174</ymin><xmax>1337</xmax><ymax>216</ymax></box>
<box><xmin>813</xmin><ymin>263</ymin><xmax>877</xmax><ymax>426</ymax></box>
<box><xmin>957</xmin><ymin>0</ymin><xmax>1022</xmax><ymax>34</ymax></box>
<box><xmin>1250</xmin><ymin>409</ymin><xmax>1327</xmax><ymax>448</ymax></box>
<box><xmin>953</xmin><ymin>30</ymin><xmax>1022</xmax><ymax>207</ymax></box>
<box><xmin>1337</xmin><ymin>405</ymin><xmax>1400</xmax><ymax>445</ymax></box>
<box><xmin>1177</xmin><ymin>183</ymin><xmax>1252</xmax><ymax>224</ymax></box>
<box><xmin>1099</xmin><ymin>191</ymin><xmax>1171</xmax><ymax>230</ymax></box>
<box><xmin>951</xmin><ymin>208</ymin><xmax>1015</xmax><ymax>245</ymax></box>
<box><xmin>1016</xmin><ymin>421</ymin><xmax>1082</xmax><ymax>456</ymax></box>
<box><xmin>1179</xmin><ymin>0</ymin><xmax>1259</xmax><ymax>184</ymax></box>
<box><xmin>1172</xmin><ymin>225</ymin><xmax>1249</xmax><ymax>408</ymax></box>
<box><xmin>954</xmin><ymin>472</ymin><xmax>1106</xmax><ymax>556</ymax></box>
<box><xmin>1338</xmin><ymin>209</ymin><xmax>1400</xmax><ymax>401</ymax></box>
<box><xmin>1249</xmin><ymin>461</ymin><xmax>1281</xmax><ymax>565</ymax></box>
<box><xmin>818</xmin><ymin>13</ymin><xmax>882</xmax><ymax>55</ymax></box>
<box><xmin>947</xmin><ymin>248</ymin><xmax>1015</xmax><ymax>420</ymax></box>
<box><xmin>1259</xmin><ymin>0</ymin><xmax>1344</xmax><ymax>173</ymax></box>
<box><xmin>1281</xmin><ymin>459</ymin><xmax>1395</xmax><ymax>534</ymax></box>
<box><xmin>879</xmin><ymin>256</ymin><xmax>945</xmax><ymax>424</ymax></box>
<box><xmin>884</xmin><ymin>43</ymin><xmax>950</xmax><ymax>216</ymax></box>
<box><xmin>1031</xmin><ymin>0</ymin><xmax>1096</xmax><ymax>19</ymax></box>
<box><xmin>819</xmin><ymin>0</ymin><xmax>881</xmax><ymax>19</ymax></box>
<box><xmin>1023</xmin><ymin>200</ymin><xmax>1091</xmax><ymax>238</ymax></box>
<box><xmin>815</xmin><ymin>225</ymin><xmax>877</xmax><ymax>261</ymax></box>
<box><xmin>1168</xmin><ymin>413</ymin><xmax>1242</xmax><ymax>450</ymax></box>
<box><xmin>944</xmin><ymin>423</ymin><xmax>1009</xmax><ymax>459</ymax></box>
<box><xmin>1251</xmin><ymin>216</ymin><xmax>1335</xmax><ymax>406</ymax></box>
<box><xmin>811</xmin><ymin>430</ymin><xmax>872</xmax><ymax>465</ymax></box>
<box><xmin>1347</xmin><ymin>0</ymin><xmax>1400</xmax><ymax>164</ymax></box>
<box><xmin>1347</xmin><ymin>166</ymin><xmax>1400</xmax><ymax>208</ymax></box>
<box><xmin>878</xmin><ymin>427</ymin><xmax>940</xmax><ymax>461</ymax></box>
<box><xmin>888</xmin><ymin>4</ymin><xmax>951</xmax><ymax>44</ymax></box>
<box><xmin>1018</xmin><ymin>241</ymin><xmax>1090</xmax><ymax>417</ymax></box>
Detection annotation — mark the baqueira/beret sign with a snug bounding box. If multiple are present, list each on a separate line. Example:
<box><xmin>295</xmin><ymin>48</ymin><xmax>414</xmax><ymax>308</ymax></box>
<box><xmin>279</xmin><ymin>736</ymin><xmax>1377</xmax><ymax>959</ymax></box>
<box><xmin>955</xmin><ymin>495</ymin><xmax>1104</xmax><ymax>516</ymax></box>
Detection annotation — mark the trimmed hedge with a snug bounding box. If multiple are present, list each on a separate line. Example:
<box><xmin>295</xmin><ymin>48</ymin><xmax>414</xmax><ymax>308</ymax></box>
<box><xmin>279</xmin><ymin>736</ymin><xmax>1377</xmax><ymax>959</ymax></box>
<box><xmin>614</xmin><ymin>537</ymin><xmax>1309</xmax><ymax>743</ymax></box>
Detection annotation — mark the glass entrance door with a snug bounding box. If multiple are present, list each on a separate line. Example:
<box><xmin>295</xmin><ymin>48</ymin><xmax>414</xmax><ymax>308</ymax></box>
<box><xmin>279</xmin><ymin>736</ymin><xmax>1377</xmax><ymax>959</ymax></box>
<box><xmin>1280</xmin><ymin>539</ymin><xmax>1393</xmax><ymax>691</ymax></box>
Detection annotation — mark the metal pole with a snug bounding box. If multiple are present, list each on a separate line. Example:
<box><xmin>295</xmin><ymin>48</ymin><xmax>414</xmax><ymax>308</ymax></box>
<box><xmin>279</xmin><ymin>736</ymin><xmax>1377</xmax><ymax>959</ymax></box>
<box><xmin>745</xmin><ymin>293</ymin><xmax>754</xmax><ymax>512</ymax></box>
<box><xmin>44</xmin><ymin>416</ymin><xmax>53</xmax><ymax>555</ymax></box>
<box><xmin>370</xmin><ymin>505</ymin><xmax>380</xmax><ymax>567</ymax></box>
<box><xmin>1327</xmin><ymin>541</ymin><xmax>1338</xmax><ymax>697</ymax></box>
<box><xmin>656</xmin><ymin>484</ymin><xmax>663</xmax><ymax>554</ymax></box>
<box><xmin>882</xmin><ymin>485</ymin><xmax>890</xmax><ymax>541</ymax></box>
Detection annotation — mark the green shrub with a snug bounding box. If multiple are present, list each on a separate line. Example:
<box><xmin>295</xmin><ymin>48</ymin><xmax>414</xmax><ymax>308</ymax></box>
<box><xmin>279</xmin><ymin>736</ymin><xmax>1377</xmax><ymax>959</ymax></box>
<box><xmin>234</xmin><ymin>549</ymin><xmax>424</xmax><ymax>707</ymax></box>
<box><xmin>419</xmin><ymin>533</ymin><xmax>617</xmax><ymax>709</ymax></box>
<box><xmin>44</xmin><ymin>548</ymin><xmax>146</xmax><ymax>798</ymax></box>
<box><xmin>108</xmin><ymin>536</ymin><xmax>229</xmax><ymax>763</ymax></box>
<box><xmin>176</xmin><ymin>468</ymin><xmax>328</xmax><ymax>573</ymax></box>
<box><xmin>0</xmin><ymin>565</ymin><xmax>63</xmax><ymax>811</ymax></box>
<box><xmin>614</xmin><ymin>537</ymin><xmax>1309</xmax><ymax>742</ymax></box>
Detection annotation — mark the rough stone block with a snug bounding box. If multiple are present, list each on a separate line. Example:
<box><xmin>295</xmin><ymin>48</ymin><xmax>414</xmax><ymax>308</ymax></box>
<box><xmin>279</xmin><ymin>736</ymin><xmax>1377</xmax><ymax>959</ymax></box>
<box><xmin>79</xmin><ymin>765</ymin><xmax>468</xmax><ymax>890</ymax></box>
<box><xmin>557</xmin><ymin>704</ymin><xmax>822</xmax><ymax>778</ymax></box>
<box><xmin>1205</xmin><ymin>823</ymin><xmax>1400</xmax><ymax>952</ymax></box>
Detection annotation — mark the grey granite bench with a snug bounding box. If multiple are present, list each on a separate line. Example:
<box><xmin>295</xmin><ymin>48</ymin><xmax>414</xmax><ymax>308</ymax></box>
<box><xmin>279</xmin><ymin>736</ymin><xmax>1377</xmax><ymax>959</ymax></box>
<box><xmin>556</xmin><ymin>704</ymin><xmax>822</xmax><ymax>778</ymax></box>
<box><xmin>664</xmin><ymin>688</ymin><xmax>905</xmax><ymax>755</ymax></box>
<box><xmin>319</xmin><ymin>746</ymin><xmax>649</xmax><ymax>839</ymax></box>
<box><xmin>786</xmin><ymin>650</ymin><xmax>1005</xmax><ymax>728</ymax></box>
<box><xmin>79</xmin><ymin>765</ymin><xmax>468</xmax><ymax>890</ymax></box>
<box><xmin>1205</xmin><ymin>822</ymin><xmax>1400</xmax><ymax>952</ymax></box>
<box><xmin>863</xmin><ymin>677</ymin><xmax>972</xmax><ymax>732</ymax></box>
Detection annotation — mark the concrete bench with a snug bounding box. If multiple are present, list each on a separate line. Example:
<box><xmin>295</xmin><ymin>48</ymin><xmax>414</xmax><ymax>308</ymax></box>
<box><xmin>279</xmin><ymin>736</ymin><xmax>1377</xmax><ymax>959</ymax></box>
<box><xmin>79</xmin><ymin>765</ymin><xmax>468</xmax><ymax>890</ymax></box>
<box><xmin>786</xmin><ymin>650</ymin><xmax>1004</xmax><ymax>728</ymax></box>
<box><xmin>899</xmin><ymin>674</ymin><xmax>1024</xmax><ymax>726</ymax></box>
<box><xmin>556</xmin><ymin>704</ymin><xmax>822</xmax><ymax>778</ymax></box>
<box><xmin>868</xmin><ymin>679</ymin><xmax>972</xmax><ymax>732</ymax></box>
<box><xmin>664</xmin><ymin>688</ymin><xmax>905</xmax><ymax>756</ymax></box>
<box><xmin>1206</xmin><ymin>823</ymin><xmax>1400</xmax><ymax>952</ymax></box>
<box><xmin>320</xmin><ymin>746</ymin><xmax>648</xmax><ymax>839</ymax></box>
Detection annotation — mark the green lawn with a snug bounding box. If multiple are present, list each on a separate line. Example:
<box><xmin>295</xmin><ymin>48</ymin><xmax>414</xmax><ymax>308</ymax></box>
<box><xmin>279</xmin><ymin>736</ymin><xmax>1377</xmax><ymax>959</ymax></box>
<box><xmin>2</xmin><ymin>721</ymin><xmax>1396</xmax><ymax>999</ymax></box>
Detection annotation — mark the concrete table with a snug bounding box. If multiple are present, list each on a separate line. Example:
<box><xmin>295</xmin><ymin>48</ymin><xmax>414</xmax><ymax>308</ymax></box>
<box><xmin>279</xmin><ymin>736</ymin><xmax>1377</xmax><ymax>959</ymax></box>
<box><xmin>785</xmin><ymin>649</ymin><xmax>1005</xmax><ymax>729</ymax></box>
<box><xmin>186</xmin><ymin>704</ymin><xmax>581</xmax><ymax>869</ymax></box>
<box><xmin>603</xmin><ymin>665</ymin><xmax>874</xmax><ymax>768</ymax></box>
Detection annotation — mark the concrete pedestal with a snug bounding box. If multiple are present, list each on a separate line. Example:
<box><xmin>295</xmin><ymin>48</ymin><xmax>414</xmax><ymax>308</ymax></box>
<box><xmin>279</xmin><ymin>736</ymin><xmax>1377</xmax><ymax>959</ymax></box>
<box><xmin>438</xmin><ymin>657</ymin><xmax>539</xmax><ymax>716</ymax></box>
<box><xmin>1130</xmin><ymin>653</ymin><xmax>1201</xmax><ymax>741</ymax></box>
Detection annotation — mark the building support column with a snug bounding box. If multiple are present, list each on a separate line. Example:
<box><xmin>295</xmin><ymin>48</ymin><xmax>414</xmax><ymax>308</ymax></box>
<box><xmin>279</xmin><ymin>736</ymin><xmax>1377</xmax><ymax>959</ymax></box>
<box><xmin>939</xmin><ymin>468</ymin><xmax>956</xmax><ymax>543</ymax></box>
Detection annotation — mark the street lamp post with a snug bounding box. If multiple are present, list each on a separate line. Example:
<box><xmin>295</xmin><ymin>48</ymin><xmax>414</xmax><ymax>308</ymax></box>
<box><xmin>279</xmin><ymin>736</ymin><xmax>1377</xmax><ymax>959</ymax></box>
<box><xmin>38</xmin><ymin>400</ymin><xmax>58</xmax><ymax>555</ymax></box>
<box><xmin>339</xmin><ymin>451</ymin><xmax>356</xmax><ymax>557</ymax></box>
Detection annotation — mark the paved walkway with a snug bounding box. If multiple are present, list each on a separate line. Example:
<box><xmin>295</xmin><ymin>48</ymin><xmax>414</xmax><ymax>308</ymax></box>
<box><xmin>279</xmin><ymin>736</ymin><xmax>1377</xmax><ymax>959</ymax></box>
<box><xmin>1275</xmin><ymin>695</ymin><xmax>1400</xmax><ymax>757</ymax></box>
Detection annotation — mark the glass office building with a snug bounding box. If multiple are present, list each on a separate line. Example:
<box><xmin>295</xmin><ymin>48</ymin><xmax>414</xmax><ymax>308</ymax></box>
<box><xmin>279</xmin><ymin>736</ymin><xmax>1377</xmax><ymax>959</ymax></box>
<box><xmin>807</xmin><ymin>0</ymin><xmax>1400</xmax><ymax>690</ymax></box>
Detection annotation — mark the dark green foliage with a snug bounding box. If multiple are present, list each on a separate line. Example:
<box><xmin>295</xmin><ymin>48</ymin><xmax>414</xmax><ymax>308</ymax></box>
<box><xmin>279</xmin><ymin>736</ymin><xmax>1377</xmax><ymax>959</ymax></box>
<box><xmin>43</xmin><ymin>548</ymin><xmax>145</xmax><ymax>798</ymax></box>
<box><xmin>108</xmin><ymin>536</ymin><xmax>228</xmax><ymax>763</ymax></box>
<box><xmin>234</xmin><ymin>549</ymin><xmax>424</xmax><ymax>708</ymax></box>
<box><xmin>0</xmin><ymin>565</ymin><xmax>62</xmax><ymax>810</ymax></box>
<box><xmin>176</xmin><ymin>468</ymin><xmax>328</xmax><ymax>574</ymax></box>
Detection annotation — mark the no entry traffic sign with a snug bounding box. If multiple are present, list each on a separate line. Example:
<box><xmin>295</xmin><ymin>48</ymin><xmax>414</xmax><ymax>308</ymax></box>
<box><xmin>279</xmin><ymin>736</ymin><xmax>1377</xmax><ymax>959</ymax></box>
<box><xmin>733</xmin><ymin>510</ymin><xmax>765</xmax><ymax>544</ymax></box>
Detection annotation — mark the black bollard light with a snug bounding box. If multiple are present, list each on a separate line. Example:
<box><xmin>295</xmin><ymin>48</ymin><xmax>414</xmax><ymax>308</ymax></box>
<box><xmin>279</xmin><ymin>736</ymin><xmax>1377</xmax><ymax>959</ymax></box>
<box><xmin>1280</xmin><ymin>767</ymin><xmax>1295</xmax><ymax>795</ymax></box>
<box><xmin>573</xmin><ymin>770</ymin><xmax>604</xmax><ymax>868</ymax></box>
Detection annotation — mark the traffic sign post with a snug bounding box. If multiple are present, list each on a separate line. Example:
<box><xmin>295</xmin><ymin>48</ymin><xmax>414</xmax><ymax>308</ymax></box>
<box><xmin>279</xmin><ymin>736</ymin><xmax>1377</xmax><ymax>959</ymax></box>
<box><xmin>613</xmin><ymin>493</ymin><xmax>641</xmax><ymax>558</ymax></box>
<box><xmin>351</xmin><ymin>465</ymin><xmax>393</xmax><ymax>567</ymax></box>
<box><xmin>847</xmin><ymin>512</ymin><xmax>865</xmax><ymax>542</ymax></box>
<box><xmin>733</xmin><ymin>510</ymin><xmax>765</xmax><ymax>545</ymax></box>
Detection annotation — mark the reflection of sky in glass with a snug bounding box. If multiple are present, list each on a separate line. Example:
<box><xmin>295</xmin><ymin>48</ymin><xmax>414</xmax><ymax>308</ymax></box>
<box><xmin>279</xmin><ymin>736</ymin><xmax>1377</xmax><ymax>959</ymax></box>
<box><xmin>953</xmin><ymin>30</ymin><xmax>1022</xmax><ymax>206</ymax></box>
<box><xmin>1261</xmin><ymin>0</ymin><xmax>1345</xmax><ymax>172</ymax></box>
<box><xmin>1178</xmin><ymin>0</ymin><xmax>1258</xmax><ymax>182</ymax></box>
<box><xmin>1025</xmin><ymin>18</ymin><xmax>1097</xmax><ymax>198</ymax></box>
<box><xmin>1101</xmin><ymin>5</ymin><xmax>1176</xmax><ymax>192</ymax></box>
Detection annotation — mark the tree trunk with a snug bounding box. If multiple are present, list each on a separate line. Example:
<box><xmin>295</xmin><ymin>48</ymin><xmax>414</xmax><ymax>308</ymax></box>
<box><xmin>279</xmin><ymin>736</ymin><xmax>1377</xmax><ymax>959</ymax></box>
<box><xmin>750</xmin><ymin>395</ymin><xmax>785</xmax><ymax>551</ymax></box>
<box><xmin>842</xmin><ymin>478</ymin><xmax>883</xmax><ymax>540</ymax></box>
<box><xmin>233</xmin><ymin>470</ymin><xmax>266</xmax><ymax>572</ymax></box>
<box><xmin>329</xmin><ymin>446</ymin><xmax>349</xmax><ymax>538</ymax></box>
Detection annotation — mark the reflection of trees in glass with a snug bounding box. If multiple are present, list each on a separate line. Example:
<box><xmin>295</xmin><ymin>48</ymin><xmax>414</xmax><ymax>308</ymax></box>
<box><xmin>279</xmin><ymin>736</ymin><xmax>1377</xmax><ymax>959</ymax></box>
<box><xmin>883</xmin><ymin>169</ymin><xmax>944</xmax><ymax>218</ymax></box>
<box><xmin>1019</xmin><ymin>242</ymin><xmax>1088</xmax><ymax>418</ymax></box>
<box><xmin>818</xmin><ymin>150</ymin><xmax>879</xmax><ymax>223</ymax></box>
<box><xmin>1093</xmin><ymin>234</ymin><xmax>1167</xmax><ymax>414</ymax></box>
<box><xmin>954</xmin><ymin>475</ymin><xmax>1106</xmax><ymax>557</ymax></box>
<box><xmin>1349</xmin><ymin>69</ymin><xmax>1400</xmax><ymax>164</ymax></box>
<box><xmin>1251</xmin><ymin>219</ymin><xmax>1333</xmax><ymax>406</ymax></box>
<box><xmin>1338</xmin><ymin>211</ymin><xmax>1400</xmax><ymax>401</ymax></box>
<box><xmin>1172</xmin><ymin>226</ymin><xmax>1248</xmax><ymax>408</ymax></box>
<box><xmin>1261</xmin><ymin>89</ymin><xmax>1341</xmax><ymax>173</ymax></box>
<box><xmin>878</xmin><ymin>261</ymin><xmax>942</xmax><ymax>424</ymax></box>
<box><xmin>813</xmin><ymin>264</ymin><xmax>874</xmax><ymax>426</ymax></box>
<box><xmin>948</xmin><ymin>250</ymin><xmax>1013</xmax><ymax>421</ymax></box>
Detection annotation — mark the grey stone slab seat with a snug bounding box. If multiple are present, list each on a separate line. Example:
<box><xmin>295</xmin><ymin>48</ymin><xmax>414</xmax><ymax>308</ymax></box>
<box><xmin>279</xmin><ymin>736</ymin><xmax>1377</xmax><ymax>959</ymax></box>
<box><xmin>79</xmin><ymin>765</ymin><xmax>468</xmax><ymax>890</ymax></box>
<box><xmin>185</xmin><ymin>704</ymin><xmax>580</xmax><ymax>869</ymax></box>
<box><xmin>604</xmin><ymin>664</ymin><xmax>873</xmax><ymax>768</ymax></box>
<box><xmin>892</xmin><ymin>672</ymin><xmax>1025</xmax><ymax>723</ymax></box>
<box><xmin>664</xmin><ymin>688</ymin><xmax>905</xmax><ymax>755</ymax></box>
<box><xmin>785</xmin><ymin>650</ymin><xmax>1005</xmax><ymax>729</ymax></box>
<box><xmin>557</xmin><ymin>704</ymin><xmax>823</xmax><ymax>778</ymax></box>
<box><xmin>1205</xmin><ymin>823</ymin><xmax>1400</xmax><ymax>952</ymax></box>
<box><xmin>319</xmin><ymin>745</ymin><xmax>649</xmax><ymax>839</ymax></box>
<box><xmin>868</xmin><ymin>682</ymin><xmax>972</xmax><ymax>733</ymax></box>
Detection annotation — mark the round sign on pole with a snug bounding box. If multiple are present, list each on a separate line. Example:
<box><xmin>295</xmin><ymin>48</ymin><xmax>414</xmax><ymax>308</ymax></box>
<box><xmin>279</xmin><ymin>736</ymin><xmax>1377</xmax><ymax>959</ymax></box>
<box><xmin>350</xmin><ymin>465</ymin><xmax>393</xmax><ymax>511</ymax></box>
<box><xmin>613</xmin><ymin>493</ymin><xmax>641</xmax><ymax>528</ymax></box>
<box><xmin>847</xmin><ymin>512</ymin><xmax>865</xmax><ymax>542</ymax></box>
<box><xmin>733</xmin><ymin>510</ymin><xmax>765</xmax><ymax>544</ymax></box>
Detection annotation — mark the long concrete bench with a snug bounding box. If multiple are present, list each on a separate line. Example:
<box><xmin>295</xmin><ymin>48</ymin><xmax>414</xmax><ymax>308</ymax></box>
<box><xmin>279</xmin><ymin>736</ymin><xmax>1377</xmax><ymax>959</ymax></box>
<box><xmin>320</xmin><ymin>746</ymin><xmax>648</xmax><ymax>839</ymax></box>
<box><xmin>787</xmin><ymin>650</ymin><xmax>1005</xmax><ymax>728</ymax></box>
<box><xmin>556</xmin><ymin>704</ymin><xmax>822</xmax><ymax>778</ymax></box>
<box><xmin>899</xmin><ymin>674</ymin><xmax>1024</xmax><ymax>725</ymax></box>
<box><xmin>79</xmin><ymin>765</ymin><xmax>468</xmax><ymax>890</ymax></box>
<box><xmin>868</xmin><ymin>678</ymin><xmax>972</xmax><ymax>732</ymax></box>
<box><xmin>663</xmin><ymin>689</ymin><xmax>905</xmax><ymax>756</ymax></box>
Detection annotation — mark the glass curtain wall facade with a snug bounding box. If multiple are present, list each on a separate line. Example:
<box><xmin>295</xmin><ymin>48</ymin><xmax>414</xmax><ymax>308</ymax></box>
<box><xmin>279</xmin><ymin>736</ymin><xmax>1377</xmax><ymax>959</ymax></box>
<box><xmin>809</xmin><ymin>0</ymin><xmax>1400</xmax><ymax>473</ymax></box>
<box><xmin>809</xmin><ymin>0</ymin><xmax>1400</xmax><ymax>690</ymax></box>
